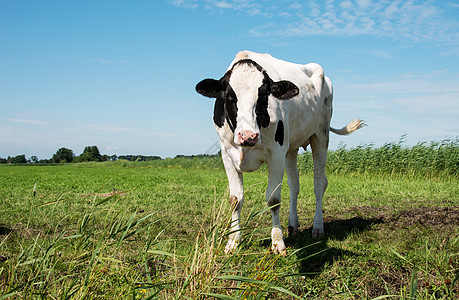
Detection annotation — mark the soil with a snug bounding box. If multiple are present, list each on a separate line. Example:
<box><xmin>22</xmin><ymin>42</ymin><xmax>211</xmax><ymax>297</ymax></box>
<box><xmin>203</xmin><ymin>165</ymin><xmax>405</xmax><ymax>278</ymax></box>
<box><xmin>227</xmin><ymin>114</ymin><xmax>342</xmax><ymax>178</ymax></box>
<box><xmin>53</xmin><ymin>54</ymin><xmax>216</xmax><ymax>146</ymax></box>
<box><xmin>337</xmin><ymin>205</ymin><xmax>459</xmax><ymax>229</ymax></box>
<box><xmin>302</xmin><ymin>205</ymin><xmax>459</xmax><ymax>298</ymax></box>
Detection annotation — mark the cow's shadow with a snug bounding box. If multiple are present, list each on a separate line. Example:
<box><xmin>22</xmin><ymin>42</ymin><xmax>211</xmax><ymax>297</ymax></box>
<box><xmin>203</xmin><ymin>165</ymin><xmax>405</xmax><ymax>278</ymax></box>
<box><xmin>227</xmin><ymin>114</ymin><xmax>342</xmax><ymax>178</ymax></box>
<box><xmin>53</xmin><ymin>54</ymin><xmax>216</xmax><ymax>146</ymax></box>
<box><xmin>266</xmin><ymin>216</ymin><xmax>383</xmax><ymax>276</ymax></box>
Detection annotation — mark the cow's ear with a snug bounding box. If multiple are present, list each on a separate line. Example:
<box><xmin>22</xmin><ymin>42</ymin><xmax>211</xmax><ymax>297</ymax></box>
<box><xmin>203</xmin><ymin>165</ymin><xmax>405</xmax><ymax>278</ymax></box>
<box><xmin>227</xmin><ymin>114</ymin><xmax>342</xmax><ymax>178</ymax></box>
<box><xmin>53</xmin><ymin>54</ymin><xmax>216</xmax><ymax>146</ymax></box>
<box><xmin>271</xmin><ymin>80</ymin><xmax>299</xmax><ymax>100</ymax></box>
<box><xmin>196</xmin><ymin>79</ymin><xmax>223</xmax><ymax>98</ymax></box>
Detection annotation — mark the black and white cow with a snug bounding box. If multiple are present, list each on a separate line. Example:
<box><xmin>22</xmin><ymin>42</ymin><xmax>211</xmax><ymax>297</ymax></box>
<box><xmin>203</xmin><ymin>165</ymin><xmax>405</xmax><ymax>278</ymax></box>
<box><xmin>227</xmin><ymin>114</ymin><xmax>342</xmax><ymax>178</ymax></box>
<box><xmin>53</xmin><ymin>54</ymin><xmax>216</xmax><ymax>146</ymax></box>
<box><xmin>196</xmin><ymin>51</ymin><xmax>365</xmax><ymax>255</ymax></box>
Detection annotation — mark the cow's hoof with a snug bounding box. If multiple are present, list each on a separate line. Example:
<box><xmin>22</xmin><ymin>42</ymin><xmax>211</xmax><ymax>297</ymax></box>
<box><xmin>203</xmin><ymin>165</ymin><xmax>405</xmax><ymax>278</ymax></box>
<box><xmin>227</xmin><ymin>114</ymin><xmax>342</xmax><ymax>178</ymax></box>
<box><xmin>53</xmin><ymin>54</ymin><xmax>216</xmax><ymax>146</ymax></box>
<box><xmin>271</xmin><ymin>227</ymin><xmax>286</xmax><ymax>256</ymax></box>
<box><xmin>287</xmin><ymin>225</ymin><xmax>299</xmax><ymax>236</ymax></box>
<box><xmin>224</xmin><ymin>240</ymin><xmax>239</xmax><ymax>254</ymax></box>
<box><xmin>312</xmin><ymin>229</ymin><xmax>324</xmax><ymax>238</ymax></box>
<box><xmin>279</xmin><ymin>248</ymin><xmax>287</xmax><ymax>257</ymax></box>
<box><xmin>271</xmin><ymin>244</ymin><xmax>287</xmax><ymax>257</ymax></box>
<box><xmin>224</xmin><ymin>244</ymin><xmax>236</xmax><ymax>254</ymax></box>
<box><xmin>225</xmin><ymin>232</ymin><xmax>241</xmax><ymax>254</ymax></box>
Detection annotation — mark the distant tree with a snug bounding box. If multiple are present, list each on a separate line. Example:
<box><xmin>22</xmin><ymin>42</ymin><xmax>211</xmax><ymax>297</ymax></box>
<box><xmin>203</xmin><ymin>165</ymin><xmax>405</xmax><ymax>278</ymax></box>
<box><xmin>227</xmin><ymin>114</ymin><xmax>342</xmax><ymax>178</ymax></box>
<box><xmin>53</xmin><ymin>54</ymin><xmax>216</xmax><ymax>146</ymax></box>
<box><xmin>117</xmin><ymin>155</ymin><xmax>161</xmax><ymax>161</ymax></box>
<box><xmin>0</xmin><ymin>157</ymin><xmax>6</xmax><ymax>164</ymax></box>
<box><xmin>110</xmin><ymin>155</ymin><xmax>118</xmax><ymax>161</ymax></box>
<box><xmin>8</xmin><ymin>155</ymin><xmax>27</xmax><ymax>164</ymax></box>
<box><xmin>76</xmin><ymin>146</ymin><xmax>101</xmax><ymax>162</ymax></box>
<box><xmin>52</xmin><ymin>148</ymin><xmax>74</xmax><ymax>163</ymax></box>
<box><xmin>30</xmin><ymin>156</ymin><xmax>39</xmax><ymax>163</ymax></box>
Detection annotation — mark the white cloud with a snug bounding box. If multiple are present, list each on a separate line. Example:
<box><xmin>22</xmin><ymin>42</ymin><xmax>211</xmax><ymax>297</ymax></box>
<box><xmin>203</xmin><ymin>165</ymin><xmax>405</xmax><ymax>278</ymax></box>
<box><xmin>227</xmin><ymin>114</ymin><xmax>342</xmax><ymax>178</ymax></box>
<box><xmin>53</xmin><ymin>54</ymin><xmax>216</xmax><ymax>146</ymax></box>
<box><xmin>75</xmin><ymin>122</ymin><xmax>135</xmax><ymax>133</ymax></box>
<box><xmin>170</xmin><ymin>1</ymin><xmax>459</xmax><ymax>43</ymax></box>
<box><xmin>7</xmin><ymin>118</ymin><xmax>51</xmax><ymax>125</ymax></box>
<box><xmin>168</xmin><ymin>0</ymin><xmax>198</xmax><ymax>9</ymax></box>
<box><xmin>340</xmin><ymin>0</ymin><xmax>353</xmax><ymax>10</ymax></box>
<box><xmin>171</xmin><ymin>0</ymin><xmax>271</xmax><ymax>16</ymax></box>
<box><xmin>193</xmin><ymin>0</ymin><xmax>458</xmax><ymax>43</ymax></box>
<box><xmin>213</xmin><ymin>1</ymin><xmax>232</xmax><ymax>9</ymax></box>
<box><xmin>356</xmin><ymin>0</ymin><xmax>371</xmax><ymax>9</ymax></box>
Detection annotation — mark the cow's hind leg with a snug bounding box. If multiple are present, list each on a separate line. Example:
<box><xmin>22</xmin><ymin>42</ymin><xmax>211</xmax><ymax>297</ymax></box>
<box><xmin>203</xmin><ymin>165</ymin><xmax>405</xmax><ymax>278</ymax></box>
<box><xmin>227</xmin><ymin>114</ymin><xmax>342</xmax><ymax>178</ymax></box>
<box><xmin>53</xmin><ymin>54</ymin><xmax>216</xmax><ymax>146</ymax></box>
<box><xmin>310</xmin><ymin>134</ymin><xmax>329</xmax><ymax>238</ymax></box>
<box><xmin>286</xmin><ymin>150</ymin><xmax>300</xmax><ymax>236</ymax></box>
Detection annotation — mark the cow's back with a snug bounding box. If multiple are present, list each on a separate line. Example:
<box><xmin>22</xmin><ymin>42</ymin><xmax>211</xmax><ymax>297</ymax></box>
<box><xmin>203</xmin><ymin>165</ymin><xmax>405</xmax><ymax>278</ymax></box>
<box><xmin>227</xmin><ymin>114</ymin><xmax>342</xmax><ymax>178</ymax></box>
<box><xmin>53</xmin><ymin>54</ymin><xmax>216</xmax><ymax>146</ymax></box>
<box><xmin>231</xmin><ymin>51</ymin><xmax>315</xmax><ymax>87</ymax></box>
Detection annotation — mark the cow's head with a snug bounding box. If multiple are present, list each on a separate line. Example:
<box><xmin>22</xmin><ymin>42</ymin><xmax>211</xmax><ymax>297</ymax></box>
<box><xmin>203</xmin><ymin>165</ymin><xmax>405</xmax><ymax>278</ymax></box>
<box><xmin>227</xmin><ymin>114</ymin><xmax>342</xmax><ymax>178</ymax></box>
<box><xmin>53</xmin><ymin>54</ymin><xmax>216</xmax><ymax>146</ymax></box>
<box><xmin>196</xmin><ymin>59</ymin><xmax>299</xmax><ymax>147</ymax></box>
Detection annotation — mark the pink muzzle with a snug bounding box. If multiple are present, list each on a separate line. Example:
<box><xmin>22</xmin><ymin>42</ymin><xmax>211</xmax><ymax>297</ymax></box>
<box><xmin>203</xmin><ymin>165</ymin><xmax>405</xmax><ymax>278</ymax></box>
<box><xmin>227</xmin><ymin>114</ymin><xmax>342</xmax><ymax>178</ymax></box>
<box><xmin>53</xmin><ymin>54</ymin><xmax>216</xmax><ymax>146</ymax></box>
<box><xmin>238</xmin><ymin>131</ymin><xmax>259</xmax><ymax>147</ymax></box>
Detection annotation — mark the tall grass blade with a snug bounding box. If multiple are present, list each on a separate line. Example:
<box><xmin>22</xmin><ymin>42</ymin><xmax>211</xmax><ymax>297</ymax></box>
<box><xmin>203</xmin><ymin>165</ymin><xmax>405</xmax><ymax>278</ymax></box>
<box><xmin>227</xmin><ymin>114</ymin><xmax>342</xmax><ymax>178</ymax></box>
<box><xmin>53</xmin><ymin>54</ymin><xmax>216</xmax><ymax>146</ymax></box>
<box><xmin>34</xmin><ymin>195</ymin><xmax>66</xmax><ymax>207</ymax></box>
<box><xmin>370</xmin><ymin>295</ymin><xmax>398</xmax><ymax>299</ymax></box>
<box><xmin>287</xmin><ymin>240</ymin><xmax>324</xmax><ymax>257</ymax></box>
<box><xmin>270</xmin><ymin>286</ymin><xmax>303</xmax><ymax>299</ymax></box>
<box><xmin>294</xmin><ymin>247</ymin><xmax>329</xmax><ymax>264</ymax></box>
<box><xmin>85</xmin><ymin>236</ymin><xmax>103</xmax><ymax>286</ymax></box>
<box><xmin>144</xmin><ymin>288</ymin><xmax>164</xmax><ymax>300</ymax></box>
<box><xmin>147</xmin><ymin>250</ymin><xmax>175</xmax><ymax>258</ymax></box>
<box><xmin>217</xmin><ymin>274</ymin><xmax>269</xmax><ymax>285</ymax></box>
<box><xmin>33</xmin><ymin>179</ymin><xmax>37</xmax><ymax>197</ymax></box>
<box><xmin>203</xmin><ymin>293</ymin><xmax>237</xmax><ymax>300</ymax></box>
<box><xmin>117</xmin><ymin>211</ymin><xmax>137</xmax><ymax>247</ymax></box>
<box><xmin>409</xmin><ymin>266</ymin><xmax>418</xmax><ymax>299</ymax></box>
<box><xmin>389</xmin><ymin>248</ymin><xmax>411</xmax><ymax>264</ymax></box>
<box><xmin>95</xmin><ymin>193</ymin><xmax>117</xmax><ymax>207</ymax></box>
<box><xmin>245</xmin><ymin>203</ymin><xmax>280</xmax><ymax>225</ymax></box>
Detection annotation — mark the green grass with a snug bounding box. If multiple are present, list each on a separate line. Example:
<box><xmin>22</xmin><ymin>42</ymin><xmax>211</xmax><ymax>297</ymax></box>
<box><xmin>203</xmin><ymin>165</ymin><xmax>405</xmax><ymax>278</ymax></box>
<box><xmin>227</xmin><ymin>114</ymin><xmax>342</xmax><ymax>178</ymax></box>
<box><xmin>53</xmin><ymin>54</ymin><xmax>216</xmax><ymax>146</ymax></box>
<box><xmin>0</xmin><ymin>143</ymin><xmax>458</xmax><ymax>299</ymax></box>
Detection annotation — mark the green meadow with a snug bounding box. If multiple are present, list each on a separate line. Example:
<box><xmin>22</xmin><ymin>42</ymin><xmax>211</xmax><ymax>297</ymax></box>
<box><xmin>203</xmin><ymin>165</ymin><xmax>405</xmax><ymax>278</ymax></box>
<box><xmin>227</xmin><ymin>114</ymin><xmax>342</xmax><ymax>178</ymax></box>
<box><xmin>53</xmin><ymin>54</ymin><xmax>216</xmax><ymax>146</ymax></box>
<box><xmin>0</xmin><ymin>140</ymin><xmax>458</xmax><ymax>299</ymax></box>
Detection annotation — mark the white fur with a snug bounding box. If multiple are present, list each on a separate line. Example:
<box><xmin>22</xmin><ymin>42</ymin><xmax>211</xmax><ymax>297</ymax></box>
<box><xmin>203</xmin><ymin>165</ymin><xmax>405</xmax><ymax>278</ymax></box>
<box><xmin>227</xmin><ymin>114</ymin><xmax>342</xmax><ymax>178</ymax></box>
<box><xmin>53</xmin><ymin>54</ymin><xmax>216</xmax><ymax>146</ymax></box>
<box><xmin>229</xmin><ymin>64</ymin><xmax>265</xmax><ymax>145</ymax></box>
<box><xmin>214</xmin><ymin>51</ymin><xmax>364</xmax><ymax>254</ymax></box>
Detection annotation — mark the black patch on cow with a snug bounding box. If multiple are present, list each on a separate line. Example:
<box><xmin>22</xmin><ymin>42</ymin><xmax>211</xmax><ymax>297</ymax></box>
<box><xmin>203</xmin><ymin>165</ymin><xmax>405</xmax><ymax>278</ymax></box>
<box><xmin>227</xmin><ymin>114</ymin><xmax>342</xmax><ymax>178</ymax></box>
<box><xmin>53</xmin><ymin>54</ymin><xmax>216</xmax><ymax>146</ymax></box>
<box><xmin>213</xmin><ymin>97</ymin><xmax>225</xmax><ymax>127</ymax></box>
<box><xmin>224</xmin><ymin>85</ymin><xmax>238</xmax><ymax>132</ymax></box>
<box><xmin>275</xmin><ymin>120</ymin><xmax>284</xmax><ymax>146</ymax></box>
<box><xmin>196</xmin><ymin>78</ymin><xmax>222</xmax><ymax>98</ymax></box>
<box><xmin>208</xmin><ymin>70</ymin><xmax>239</xmax><ymax>131</ymax></box>
<box><xmin>271</xmin><ymin>80</ymin><xmax>299</xmax><ymax>100</ymax></box>
<box><xmin>255</xmin><ymin>74</ymin><xmax>271</xmax><ymax>128</ymax></box>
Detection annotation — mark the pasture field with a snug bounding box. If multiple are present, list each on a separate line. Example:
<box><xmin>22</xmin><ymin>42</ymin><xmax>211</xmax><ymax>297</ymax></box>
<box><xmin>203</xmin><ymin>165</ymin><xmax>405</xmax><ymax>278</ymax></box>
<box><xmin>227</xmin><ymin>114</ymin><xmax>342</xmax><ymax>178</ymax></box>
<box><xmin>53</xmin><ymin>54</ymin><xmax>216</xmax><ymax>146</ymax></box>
<box><xmin>0</xmin><ymin>144</ymin><xmax>458</xmax><ymax>299</ymax></box>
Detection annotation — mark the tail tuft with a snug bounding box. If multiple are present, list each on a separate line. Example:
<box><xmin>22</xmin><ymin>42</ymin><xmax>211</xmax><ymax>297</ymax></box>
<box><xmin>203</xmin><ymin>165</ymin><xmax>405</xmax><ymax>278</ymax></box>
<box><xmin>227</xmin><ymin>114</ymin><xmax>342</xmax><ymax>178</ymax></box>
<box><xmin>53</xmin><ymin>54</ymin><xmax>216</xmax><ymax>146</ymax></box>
<box><xmin>330</xmin><ymin>119</ymin><xmax>366</xmax><ymax>135</ymax></box>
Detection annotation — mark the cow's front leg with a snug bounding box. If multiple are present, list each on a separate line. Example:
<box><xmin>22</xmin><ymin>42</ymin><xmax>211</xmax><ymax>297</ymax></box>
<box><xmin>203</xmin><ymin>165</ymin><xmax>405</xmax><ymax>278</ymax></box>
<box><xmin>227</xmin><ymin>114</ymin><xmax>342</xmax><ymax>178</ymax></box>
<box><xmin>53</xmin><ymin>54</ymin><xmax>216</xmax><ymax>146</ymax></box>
<box><xmin>310</xmin><ymin>135</ymin><xmax>328</xmax><ymax>238</ymax></box>
<box><xmin>266</xmin><ymin>156</ymin><xmax>286</xmax><ymax>255</ymax></box>
<box><xmin>221</xmin><ymin>147</ymin><xmax>244</xmax><ymax>254</ymax></box>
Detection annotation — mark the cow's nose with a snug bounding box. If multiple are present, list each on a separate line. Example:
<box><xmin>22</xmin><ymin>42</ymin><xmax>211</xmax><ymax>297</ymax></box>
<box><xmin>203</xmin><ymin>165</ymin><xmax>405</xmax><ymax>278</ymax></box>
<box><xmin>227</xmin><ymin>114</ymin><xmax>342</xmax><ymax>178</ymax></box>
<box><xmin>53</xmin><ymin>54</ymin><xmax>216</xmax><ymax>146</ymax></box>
<box><xmin>238</xmin><ymin>131</ymin><xmax>259</xmax><ymax>147</ymax></box>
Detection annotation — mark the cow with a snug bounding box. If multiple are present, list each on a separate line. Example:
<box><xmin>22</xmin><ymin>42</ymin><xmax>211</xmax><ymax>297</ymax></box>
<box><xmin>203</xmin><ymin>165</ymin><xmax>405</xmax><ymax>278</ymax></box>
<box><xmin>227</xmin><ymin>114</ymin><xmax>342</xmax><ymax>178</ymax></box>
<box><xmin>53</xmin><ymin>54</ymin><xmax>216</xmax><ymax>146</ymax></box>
<box><xmin>195</xmin><ymin>51</ymin><xmax>365</xmax><ymax>255</ymax></box>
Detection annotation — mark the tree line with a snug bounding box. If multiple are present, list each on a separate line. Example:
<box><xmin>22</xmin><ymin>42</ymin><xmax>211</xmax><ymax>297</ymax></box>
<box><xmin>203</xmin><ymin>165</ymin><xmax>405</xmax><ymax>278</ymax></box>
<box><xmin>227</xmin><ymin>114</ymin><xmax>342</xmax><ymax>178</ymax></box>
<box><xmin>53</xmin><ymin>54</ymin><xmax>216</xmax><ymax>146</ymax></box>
<box><xmin>0</xmin><ymin>146</ymin><xmax>163</xmax><ymax>164</ymax></box>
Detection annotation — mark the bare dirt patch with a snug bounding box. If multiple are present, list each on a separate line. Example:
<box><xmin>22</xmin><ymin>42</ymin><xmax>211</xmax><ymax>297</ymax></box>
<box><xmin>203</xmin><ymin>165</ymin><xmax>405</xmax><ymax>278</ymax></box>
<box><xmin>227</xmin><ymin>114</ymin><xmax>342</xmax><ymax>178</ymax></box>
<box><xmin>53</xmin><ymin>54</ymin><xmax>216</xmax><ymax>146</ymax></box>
<box><xmin>339</xmin><ymin>205</ymin><xmax>459</xmax><ymax>229</ymax></box>
<box><xmin>389</xmin><ymin>206</ymin><xmax>459</xmax><ymax>228</ymax></box>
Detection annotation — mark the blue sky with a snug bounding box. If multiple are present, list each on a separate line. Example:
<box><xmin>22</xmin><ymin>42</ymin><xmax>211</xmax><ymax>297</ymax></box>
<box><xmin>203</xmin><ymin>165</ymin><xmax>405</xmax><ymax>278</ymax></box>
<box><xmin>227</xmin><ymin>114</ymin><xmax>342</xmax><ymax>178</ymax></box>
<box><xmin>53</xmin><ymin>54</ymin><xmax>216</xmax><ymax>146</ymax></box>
<box><xmin>1</xmin><ymin>0</ymin><xmax>458</xmax><ymax>159</ymax></box>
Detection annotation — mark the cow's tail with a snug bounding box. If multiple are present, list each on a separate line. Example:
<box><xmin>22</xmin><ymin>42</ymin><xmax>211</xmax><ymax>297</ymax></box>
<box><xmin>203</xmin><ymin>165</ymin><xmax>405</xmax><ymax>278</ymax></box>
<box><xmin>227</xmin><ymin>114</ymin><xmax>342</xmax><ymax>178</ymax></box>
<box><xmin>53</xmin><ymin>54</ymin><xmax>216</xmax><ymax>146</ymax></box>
<box><xmin>330</xmin><ymin>119</ymin><xmax>366</xmax><ymax>135</ymax></box>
